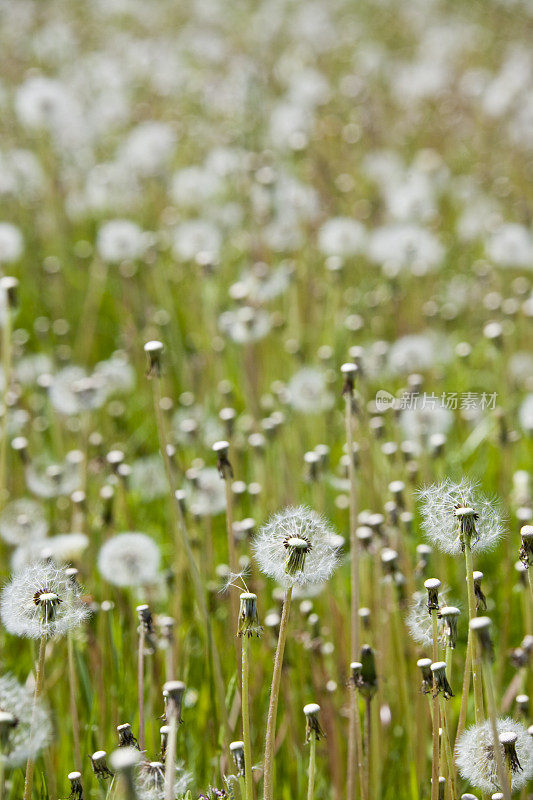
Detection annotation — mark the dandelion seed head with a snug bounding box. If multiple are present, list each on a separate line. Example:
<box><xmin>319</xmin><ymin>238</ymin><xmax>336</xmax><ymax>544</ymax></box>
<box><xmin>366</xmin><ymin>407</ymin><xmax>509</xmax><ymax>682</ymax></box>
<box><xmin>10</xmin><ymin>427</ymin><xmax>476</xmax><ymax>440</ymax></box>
<box><xmin>252</xmin><ymin>505</ymin><xmax>340</xmax><ymax>588</ymax></box>
<box><xmin>0</xmin><ymin>498</ymin><xmax>48</xmax><ymax>546</ymax></box>
<box><xmin>0</xmin><ymin>562</ymin><xmax>89</xmax><ymax>639</ymax></box>
<box><xmin>11</xmin><ymin>533</ymin><xmax>89</xmax><ymax>571</ymax></box>
<box><xmin>286</xmin><ymin>367</ymin><xmax>334</xmax><ymax>414</ymax></box>
<box><xmin>0</xmin><ymin>673</ymin><xmax>51</xmax><ymax>766</ymax></box>
<box><xmin>136</xmin><ymin>759</ymin><xmax>191</xmax><ymax>800</ymax></box>
<box><xmin>418</xmin><ymin>478</ymin><xmax>505</xmax><ymax>555</ymax></box>
<box><xmin>98</xmin><ymin>533</ymin><xmax>161</xmax><ymax>588</ymax></box>
<box><xmin>456</xmin><ymin>717</ymin><xmax>533</xmax><ymax>793</ymax></box>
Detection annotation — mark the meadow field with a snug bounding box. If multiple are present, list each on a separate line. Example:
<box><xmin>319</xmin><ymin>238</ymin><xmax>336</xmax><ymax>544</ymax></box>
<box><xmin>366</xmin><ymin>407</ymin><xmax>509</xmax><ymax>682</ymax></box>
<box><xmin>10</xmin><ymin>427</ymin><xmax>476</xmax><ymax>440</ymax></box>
<box><xmin>0</xmin><ymin>0</ymin><xmax>532</xmax><ymax>798</ymax></box>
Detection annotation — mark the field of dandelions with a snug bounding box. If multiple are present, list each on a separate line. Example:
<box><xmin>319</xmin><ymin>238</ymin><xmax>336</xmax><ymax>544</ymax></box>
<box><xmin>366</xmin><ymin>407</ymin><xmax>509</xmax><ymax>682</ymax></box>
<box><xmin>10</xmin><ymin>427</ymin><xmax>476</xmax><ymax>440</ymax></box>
<box><xmin>0</xmin><ymin>0</ymin><xmax>533</xmax><ymax>798</ymax></box>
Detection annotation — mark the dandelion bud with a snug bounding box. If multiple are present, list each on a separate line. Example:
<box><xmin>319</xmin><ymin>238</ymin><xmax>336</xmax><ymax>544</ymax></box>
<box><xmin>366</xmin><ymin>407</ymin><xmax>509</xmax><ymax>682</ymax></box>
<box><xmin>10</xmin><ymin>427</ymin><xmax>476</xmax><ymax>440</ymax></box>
<box><xmin>213</xmin><ymin>440</ymin><xmax>233</xmax><ymax>480</ymax></box>
<box><xmin>117</xmin><ymin>722</ymin><xmax>138</xmax><ymax>748</ymax></box>
<box><xmin>473</xmin><ymin>571</ymin><xmax>487</xmax><ymax>611</ymax></box>
<box><xmin>340</xmin><ymin>362</ymin><xmax>357</xmax><ymax>396</ymax></box>
<box><xmin>359</xmin><ymin>644</ymin><xmax>377</xmax><ymax>698</ymax></box>
<box><xmin>519</xmin><ymin>525</ymin><xmax>533</xmax><ymax>567</ymax></box>
<box><xmin>499</xmin><ymin>731</ymin><xmax>522</xmax><ymax>776</ymax></box>
<box><xmin>516</xmin><ymin>694</ymin><xmax>529</xmax><ymax>717</ymax></box>
<box><xmin>439</xmin><ymin>606</ymin><xmax>460</xmax><ymax>649</ymax></box>
<box><xmin>424</xmin><ymin>577</ymin><xmax>441</xmax><ymax>613</ymax></box>
<box><xmin>90</xmin><ymin>750</ymin><xmax>113</xmax><ymax>779</ymax></box>
<box><xmin>144</xmin><ymin>340</ymin><xmax>163</xmax><ymax>377</ymax></box>
<box><xmin>417</xmin><ymin>658</ymin><xmax>433</xmax><ymax>694</ymax></box>
<box><xmin>68</xmin><ymin>770</ymin><xmax>83</xmax><ymax>800</ymax></box>
<box><xmin>470</xmin><ymin>616</ymin><xmax>494</xmax><ymax>661</ymax></box>
<box><xmin>303</xmin><ymin>703</ymin><xmax>324</xmax><ymax>742</ymax></box>
<box><xmin>229</xmin><ymin>741</ymin><xmax>245</xmax><ymax>775</ymax></box>
<box><xmin>0</xmin><ymin>276</ymin><xmax>18</xmax><ymax>309</ymax></box>
<box><xmin>163</xmin><ymin>680</ymin><xmax>185</xmax><ymax>723</ymax></box>
<box><xmin>238</xmin><ymin>592</ymin><xmax>261</xmax><ymax>637</ymax></box>
<box><xmin>430</xmin><ymin>661</ymin><xmax>453</xmax><ymax>699</ymax></box>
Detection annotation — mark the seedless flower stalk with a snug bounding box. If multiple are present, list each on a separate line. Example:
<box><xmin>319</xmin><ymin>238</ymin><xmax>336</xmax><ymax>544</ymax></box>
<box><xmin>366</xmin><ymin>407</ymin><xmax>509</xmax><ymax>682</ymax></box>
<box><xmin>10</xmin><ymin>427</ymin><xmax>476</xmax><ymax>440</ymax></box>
<box><xmin>214</xmin><ymin>441</ymin><xmax>240</xmax><ymax>660</ymax></box>
<box><xmin>144</xmin><ymin>341</ymin><xmax>230</xmax><ymax>751</ymax></box>
<box><xmin>341</xmin><ymin>362</ymin><xmax>361</xmax><ymax>800</ymax></box>
<box><xmin>303</xmin><ymin>704</ymin><xmax>323</xmax><ymax>800</ymax></box>
<box><xmin>239</xmin><ymin>592</ymin><xmax>260</xmax><ymax>800</ymax></box>
<box><xmin>470</xmin><ymin>618</ymin><xmax>510</xmax><ymax>800</ymax></box>
<box><xmin>163</xmin><ymin>681</ymin><xmax>185</xmax><ymax>800</ymax></box>
<box><xmin>23</xmin><ymin>636</ymin><xmax>46</xmax><ymax>800</ymax></box>
<box><xmin>425</xmin><ymin>579</ymin><xmax>441</xmax><ymax>800</ymax></box>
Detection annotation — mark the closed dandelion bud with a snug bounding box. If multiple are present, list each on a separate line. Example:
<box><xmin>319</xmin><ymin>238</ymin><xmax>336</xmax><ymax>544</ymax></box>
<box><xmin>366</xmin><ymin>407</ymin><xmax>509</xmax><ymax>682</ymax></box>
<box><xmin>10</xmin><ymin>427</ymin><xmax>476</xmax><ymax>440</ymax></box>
<box><xmin>473</xmin><ymin>571</ymin><xmax>487</xmax><ymax>611</ymax></box>
<box><xmin>424</xmin><ymin>578</ymin><xmax>441</xmax><ymax>614</ymax></box>
<box><xmin>117</xmin><ymin>722</ymin><xmax>138</xmax><ymax>748</ymax></box>
<box><xmin>160</xmin><ymin>725</ymin><xmax>169</xmax><ymax>761</ymax></box>
<box><xmin>90</xmin><ymin>750</ymin><xmax>113</xmax><ymax>779</ymax></box>
<box><xmin>430</xmin><ymin>661</ymin><xmax>453</xmax><ymax>699</ymax></box>
<box><xmin>515</xmin><ymin>694</ymin><xmax>529</xmax><ymax>717</ymax></box>
<box><xmin>0</xmin><ymin>276</ymin><xmax>19</xmax><ymax>309</ymax></box>
<box><xmin>519</xmin><ymin>525</ymin><xmax>533</xmax><ymax>567</ymax></box>
<box><xmin>144</xmin><ymin>340</ymin><xmax>163</xmax><ymax>377</ymax></box>
<box><xmin>439</xmin><ymin>606</ymin><xmax>460</xmax><ymax>649</ymax></box>
<box><xmin>360</xmin><ymin>644</ymin><xmax>377</xmax><ymax>698</ymax></box>
<box><xmin>229</xmin><ymin>741</ymin><xmax>245</xmax><ymax>776</ymax></box>
<box><xmin>238</xmin><ymin>592</ymin><xmax>261</xmax><ymax>637</ymax></box>
<box><xmin>163</xmin><ymin>680</ymin><xmax>186</xmax><ymax>723</ymax></box>
<box><xmin>68</xmin><ymin>770</ymin><xmax>83</xmax><ymax>800</ymax></box>
<box><xmin>470</xmin><ymin>616</ymin><xmax>494</xmax><ymax>661</ymax></box>
<box><xmin>350</xmin><ymin>661</ymin><xmax>362</xmax><ymax>689</ymax></box>
<box><xmin>499</xmin><ymin>731</ymin><xmax>522</xmax><ymax>775</ymax></box>
<box><xmin>213</xmin><ymin>440</ymin><xmax>233</xmax><ymax>480</ymax></box>
<box><xmin>303</xmin><ymin>703</ymin><xmax>324</xmax><ymax>742</ymax></box>
<box><xmin>417</xmin><ymin>658</ymin><xmax>433</xmax><ymax>694</ymax></box>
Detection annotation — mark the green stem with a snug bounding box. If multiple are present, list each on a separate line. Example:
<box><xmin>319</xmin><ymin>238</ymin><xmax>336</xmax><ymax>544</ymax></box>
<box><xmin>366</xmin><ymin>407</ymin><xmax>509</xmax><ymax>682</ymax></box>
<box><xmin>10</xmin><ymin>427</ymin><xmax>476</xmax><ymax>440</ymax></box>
<box><xmin>242</xmin><ymin>636</ymin><xmax>253</xmax><ymax>800</ymax></box>
<box><xmin>464</xmin><ymin>543</ymin><xmax>484</xmax><ymax>723</ymax></box>
<box><xmin>23</xmin><ymin>638</ymin><xmax>47</xmax><ymax>800</ymax></box>
<box><xmin>306</xmin><ymin>736</ymin><xmax>316</xmax><ymax>800</ymax></box>
<box><xmin>430</xmin><ymin>611</ymin><xmax>440</xmax><ymax>800</ymax></box>
<box><xmin>262</xmin><ymin>586</ymin><xmax>292</xmax><ymax>800</ymax></box>
<box><xmin>138</xmin><ymin>626</ymin><xmax>145</xmax><ymax>752</ymax></box>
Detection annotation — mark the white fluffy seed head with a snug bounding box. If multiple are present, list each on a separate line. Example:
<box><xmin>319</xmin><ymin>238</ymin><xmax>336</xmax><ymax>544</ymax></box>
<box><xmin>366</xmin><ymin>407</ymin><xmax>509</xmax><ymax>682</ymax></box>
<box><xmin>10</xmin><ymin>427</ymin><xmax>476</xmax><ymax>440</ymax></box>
<box><xmin>0</xmin><ymin>674</ymin><xmax>51</xmax><ymax>766</ymax></box>
<box><xmin>97</xmin><ymin>533</ymin><xmax>161</xmax><ymax>587</ymax></box>
<box><xmin>418</xmin><ymin>478</ymin><xmax>505</xmax><ymax>555</ymax></box>
<box><xmin>455</xmin><ymin>717</ymin><xmax>533</xmax><ymax>793</ymax></box>
<box><xmin>252</xmin><ymin>505</ymin><xmax>340</xmax><ymax>588</ymax></box>
<box><xmin>0</xmin><ymin>562</ymin><xmax>90</xmax><ymax>639</ymax></box>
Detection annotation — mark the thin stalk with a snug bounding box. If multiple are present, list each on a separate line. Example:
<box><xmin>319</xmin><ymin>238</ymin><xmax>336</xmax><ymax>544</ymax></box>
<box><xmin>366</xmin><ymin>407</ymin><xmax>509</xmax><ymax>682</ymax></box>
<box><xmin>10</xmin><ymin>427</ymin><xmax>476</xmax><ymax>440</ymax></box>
<box><xmin>223</xmin><ymin>473</ymin><xmax>240</xmax><ymax>673</ymax></box>
<box><xmin>528</xmin><ymin>569</ymin><xmax>533</xmax><ymax>604</ymax></box>
<box><xmin>438</xmin><ymin>698</ymin><xmax>457</xmax><ymax>800</ymax></box>
<box><xmin>483</xmin><ymin>661</ymin><xmax>511</xmax><ymax>800</ymax></box>
<box><xmin>306</xmin><ymin>736</ymin><xmax>316</xmax><ymax>800</ymax></box>
<box><xmin>164</xmin><ymin>716</ymin><xmax>178</xmax><ymax>800</ymax></box>
<box><xmin>67</xmin><ymin>634</ymin><xmax>83</xmax><ymax>774</ymax></box>
<box><xmin>464</xmin><ymin>544</ymin><xmax>484</xmax><ymax>723</ymax></box>
<box><xmin>242</xmin><ymin>636</ymin><xmax>253</xmax><ymax>800</ymax></box>
<box><xmin>364</xmin><ymin>697</ymin><xmax>372</xmax><ymax>800</ymax></box>
<box><xmin>345</xmin><ymin>395</ymin><xmax>360</xmax><ymax>800</ymax></box>
<box><xmin>151</xmin><ymin>377</ymin><xmax>230</xmax><ymax>751</ymax></box>
<box><xmin>263</xmin><ymin>586</ymin><xmax>292</xmax><ymax>800</ymax></box>
<box><xmin>138</xmin><ymin>626</ymin><xmax>146</xmax><ymax>752</ymax></box>
<box><xmin>23</xmin><ymin>638</ymin><xmax>47</xmax><ymax>800</ymax></box>
<box><xmin>430</xmin><ymin>611</ymin><xmax>440</xmax><ymax>800</ymax></box>
<box><xmin>0</xmin><ymin>748</ymin><xmax>4</xmax><ymax>800</ymax></box>
<box><xmin>456</xmin><ymin>636</ymin><xmax>471</xmax><ymax>743</ymax></box>
<box><xmin>0</xmin><ymin>306</ymin><xmax>12</xmax><ymax>509</ymax></box>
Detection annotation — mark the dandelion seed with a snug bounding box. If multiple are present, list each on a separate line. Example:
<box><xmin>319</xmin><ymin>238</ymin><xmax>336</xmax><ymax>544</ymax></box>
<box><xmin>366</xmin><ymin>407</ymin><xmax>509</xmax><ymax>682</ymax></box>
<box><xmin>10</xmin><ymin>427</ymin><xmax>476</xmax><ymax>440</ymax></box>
<box><xmin>0</xmin><ymin>562</ymin><xmax>89</xmax><ymax>639</ymax></box>
<box><xmin>418</xmin><ymin>478</ymin><xmax>505</xmax><ymax>555</ymax></box>
<box><xmin>252</xmin><ymin>506</ymin><xmax>340</xmax><ymax>588</ymax></box>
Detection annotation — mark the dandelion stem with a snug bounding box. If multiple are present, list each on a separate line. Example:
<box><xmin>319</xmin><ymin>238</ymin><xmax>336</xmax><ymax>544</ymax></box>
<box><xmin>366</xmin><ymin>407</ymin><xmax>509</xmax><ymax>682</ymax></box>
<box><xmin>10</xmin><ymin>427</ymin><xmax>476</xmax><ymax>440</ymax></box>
<box><xmin>364</xmin><ymin>696</ymin><xmax>372</xmax><ymax>800</ymax></box>
<box><xmin>164</xmin><ymin>716</ymin><xmax>178</xmax><ymax>800</ymax></box>
<box><xmin>482</xmin><ymin>661</ymin><xmax>511</xmax><ymax>800</ymax></box>
<box><xmin>242</xmin><ymin>635</ymin><xmax>254</xmax><ymax>800</ymax></box>
<box><xmin>430</xmin><ymin>611</ymin><xmax>440</xmax><ymax>800</ymax></box>
<box><xmin>67</xmin><ymin>634</ymin><xmax>83</xmax><ymax>774</ymax></box>
<box><xmin>456</xmin><ymin>635</ymin><xmax>471</xmax><ymax>743</ymax></box>
<box><xmin>137</xmin><ymin>624</ymin><xmax>146</xmax><ymax>752</ymax></box>
<box><xmin>306</xmin><ymin>735</ymin><xmax>316</xmax><ymax>800</ymax></box>
<box><xmin>464</xmin><ymin>543</ymin><xmax>484</xmax><ymax>723</ymax></box>
<box><xmin>23</xmin><ymin>637</ymin><xmax>47</xmax><ymax>800</ymax></box>
<box><xmin>262</xmin><ymin>586</ymin><xmax>292</xmax><ymax>800</ymax></box>
<box><xmin>0</xmin><ymin>304</ymin><xmax>12</xmax><ymax>510</ymax></box>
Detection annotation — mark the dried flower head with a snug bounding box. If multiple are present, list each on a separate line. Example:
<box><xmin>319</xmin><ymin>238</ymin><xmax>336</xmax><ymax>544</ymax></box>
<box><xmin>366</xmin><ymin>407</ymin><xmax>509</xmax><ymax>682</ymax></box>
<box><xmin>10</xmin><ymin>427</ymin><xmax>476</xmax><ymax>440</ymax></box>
<box><xmin>456</xmin><ymin>717</ymin><xmax>533</xmax><ymax>793</ymax></box>
<box><xmin>98</xmin><ymin>533</ymin><xmax>161</xmax><ymax>588</ymax></box>
<box><xmin>0</xmin><ymin>674</ymin><xmax>51</xmax><ymax>766</ymax></box>
<box><xmin>418</xmin><ymin>478</ymin><xmax>505</xmax><ymax>555</ymax></box>
<box><xmin>0</xmin><ymin>562</ymin><xmax>89</xmax><ymax>638</ymax></box>
<box><xmin>252</xmin><ymin>506</ymin><xmax>340</xmax><ymax>588</ymax></box>
<box><xmin>303</xmin><ymin>703</ymin><xmax>324</xmax><ymax>742</ymax></box>
<box><xmin>238</xmin><ymin>592</ymin><xmax>262</xmax><ymax>637</ymax></box>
